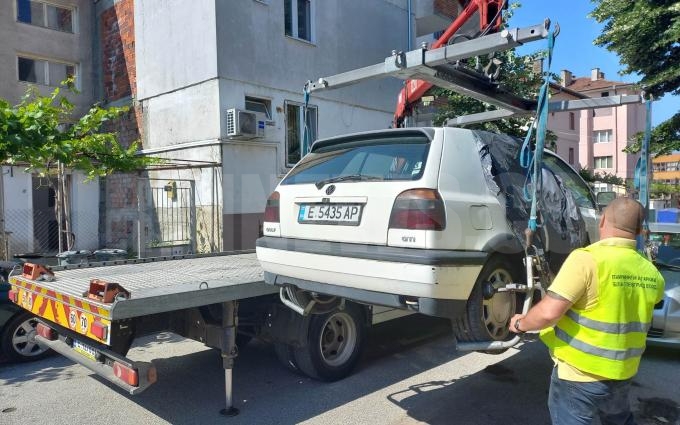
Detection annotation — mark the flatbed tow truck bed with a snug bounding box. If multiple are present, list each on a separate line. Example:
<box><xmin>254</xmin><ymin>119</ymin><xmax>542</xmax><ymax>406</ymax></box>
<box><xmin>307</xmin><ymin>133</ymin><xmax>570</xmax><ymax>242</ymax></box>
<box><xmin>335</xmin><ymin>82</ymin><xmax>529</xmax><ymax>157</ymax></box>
<box><xmin>8</xmin><ymin>252</ymin><xmax>279</xmax><ymax>415</ymax></box>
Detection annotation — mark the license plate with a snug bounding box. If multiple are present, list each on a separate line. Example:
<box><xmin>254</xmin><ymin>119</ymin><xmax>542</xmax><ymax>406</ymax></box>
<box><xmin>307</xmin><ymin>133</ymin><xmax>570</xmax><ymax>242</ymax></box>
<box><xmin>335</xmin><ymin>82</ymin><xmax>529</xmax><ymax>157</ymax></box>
<box><xmin>298</xmin><ymin>203</ymin><xmax>363</xmax><ymax>225</ymax></box>
<box><xmin>73</xmin><ymin>340</ymin><xmax>98</xmax><ymax>361</ymax></box>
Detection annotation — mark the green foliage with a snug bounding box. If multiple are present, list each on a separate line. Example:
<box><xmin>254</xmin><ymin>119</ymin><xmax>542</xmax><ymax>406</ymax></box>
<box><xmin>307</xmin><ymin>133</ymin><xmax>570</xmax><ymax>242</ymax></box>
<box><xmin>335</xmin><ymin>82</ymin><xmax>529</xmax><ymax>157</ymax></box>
<box><xmin>0</xmin><ymin>81</ymin><xmax>155</xmax><ymax>179</ymax></box>
<box><xmin>578</xmin><ymin>167</ymin><xmax>624</xmax><ymax>186</ymax></box>
<box><xmin>591</xmin><ymin>1</ymin><xmax>680</xmax><ymax>155</ymax></box>
<box><xmin>625</xmin><ymin>112</ymin><xmax>680</xmax><ymax>156</ymax></box>
<box><xmin>650</xmin><ymin>182</ymin><xmax>679</xmax><ymax>198</ymax></box>
<box><xmin>590</xmin><ymin>0</ymin><xmax>680</xmax><ymax>99</ymax></box>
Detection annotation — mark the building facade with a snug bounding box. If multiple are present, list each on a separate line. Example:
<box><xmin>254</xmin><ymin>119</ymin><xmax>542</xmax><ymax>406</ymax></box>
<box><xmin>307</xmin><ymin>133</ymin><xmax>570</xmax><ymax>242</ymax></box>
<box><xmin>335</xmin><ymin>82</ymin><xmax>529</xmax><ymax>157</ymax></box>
<box><xmin>550</xmin><ymin>68</ymin><xmax>646</xmax><ymax>192</ymax></box>
<box><xmin>0</xmin><ymin>0</ymin><xmax>99</xmax><ymax>257</ymax></box>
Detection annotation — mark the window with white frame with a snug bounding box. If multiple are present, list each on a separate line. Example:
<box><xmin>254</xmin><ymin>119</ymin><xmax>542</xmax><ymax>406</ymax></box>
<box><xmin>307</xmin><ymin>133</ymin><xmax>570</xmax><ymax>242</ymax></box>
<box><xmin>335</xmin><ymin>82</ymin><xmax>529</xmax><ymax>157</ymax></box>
<box><xmin>593</xmin><ymin>129</ymin><xmax>613</xmax><ymax>143</ymax></box>
<box><xmin>16</xmin><ymin>0</ymin><xmax>74</xmax><ymax>33</ymax></box>
<box><xmin>245</xmin><ymin>96</ymin><xmax>272</xmax><ymax>119</ymax></box>
<box><xmin>594</xmin><ymin>156</ymin><xmax>613</xmax><ymax>169</ymax></box>
<box><xmin>285</xmin><ymin>101</ymin><xmax>317</xmax><ymax>166</ymax></box>
<box><xmin>284</xmin><ymin>0</ymin><xmax>313</xmax><ymax>42</ymax></box>
<box><xmin>18</xmin><ymin>56</ymin><xmax>76</xmax><ymax>86</ymax></box>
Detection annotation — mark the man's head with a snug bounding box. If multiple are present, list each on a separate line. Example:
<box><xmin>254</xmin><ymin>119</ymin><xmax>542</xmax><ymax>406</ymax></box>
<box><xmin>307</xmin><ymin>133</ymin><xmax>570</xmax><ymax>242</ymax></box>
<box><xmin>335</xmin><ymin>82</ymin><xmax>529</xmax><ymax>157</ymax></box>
<box><xmin>599</xmin><ymin>197</ymin><xmax>644</xmax><ymax>239</ymax></box>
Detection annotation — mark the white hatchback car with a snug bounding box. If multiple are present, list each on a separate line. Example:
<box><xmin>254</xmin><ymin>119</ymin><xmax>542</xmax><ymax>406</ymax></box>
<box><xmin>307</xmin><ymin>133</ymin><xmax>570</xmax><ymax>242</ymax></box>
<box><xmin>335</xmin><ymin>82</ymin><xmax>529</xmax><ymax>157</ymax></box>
<box><xmin>257</xmin><ymin>127</ymin><xmax>599</xmax><ymax>342</ymax></box>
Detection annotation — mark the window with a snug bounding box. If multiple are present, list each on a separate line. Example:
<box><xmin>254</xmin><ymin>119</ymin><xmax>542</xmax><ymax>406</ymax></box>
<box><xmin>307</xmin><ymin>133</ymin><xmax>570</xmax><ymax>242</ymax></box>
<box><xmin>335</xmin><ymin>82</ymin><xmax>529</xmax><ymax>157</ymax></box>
<box><xmin>284</xmin><ymin>0</ymin><xmax>313</xmax><ymax>42</ymax></box>
<box><xmin>543</xmin><ymin>154</ymin><xmax>596</xmax><ymax>209</ymax></box>
<box><xmin>568</xmin><ymin>147</ymin><xmax>574</xmax><ymax>165</ymax></box>
<box><xmin>245</xmin><ymin>97</ymin><xmax>272</xmax><ymax>119</ymax></box>
<box><xmin>17</xmin><ymin>0</ymin><xmax>74</xmax><ymax>32</ymax></box>
<box><xmin>601</xmin><ymin>91</ymin><xmax>609</xmax><ymax>97</ymax></box>
<box><xmin>18</xmin><ymin>56</ymin><xmax>76</xmax><ymax>86</ymax></box>
<box><xmin>593</xmin><ymin>129</ymin><xmax>613</xmax><ymax>143</ymax></box>
<box><xmin>285</xmin><ymin>101</ymin><xmax>317</xmax><ymax>166</ymax></box>
<box><xmin>594</xmin><ymin>156</ymin><xmax>613</xmax><ymax>169</ymax></box>
<box><xmin>282</xmin><ymin>135</ymin><xmax>430</xmax><ymax>185</ymax></box>
<box><xmin>569</xmin><ymin>112</ymin><xmax>575</xmax><ymax>130</ymax></box>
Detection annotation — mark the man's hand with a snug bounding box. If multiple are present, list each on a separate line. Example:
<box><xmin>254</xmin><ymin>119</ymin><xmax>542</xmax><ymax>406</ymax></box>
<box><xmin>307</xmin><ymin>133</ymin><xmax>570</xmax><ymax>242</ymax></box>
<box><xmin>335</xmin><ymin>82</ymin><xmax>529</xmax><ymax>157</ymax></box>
<box><xmin>509</xmin><ymin>314</ymin><xmax>526</xmax><ymax>334</ymax></box>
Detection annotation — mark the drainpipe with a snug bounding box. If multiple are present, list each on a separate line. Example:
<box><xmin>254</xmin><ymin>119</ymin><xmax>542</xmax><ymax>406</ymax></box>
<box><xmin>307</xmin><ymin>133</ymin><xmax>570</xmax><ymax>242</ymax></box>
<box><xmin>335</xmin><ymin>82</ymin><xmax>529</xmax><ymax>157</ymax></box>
<box><xmin>407</xmin><ymin>0</ymin><xmax>412</xmax><ymax>50</ymax></box>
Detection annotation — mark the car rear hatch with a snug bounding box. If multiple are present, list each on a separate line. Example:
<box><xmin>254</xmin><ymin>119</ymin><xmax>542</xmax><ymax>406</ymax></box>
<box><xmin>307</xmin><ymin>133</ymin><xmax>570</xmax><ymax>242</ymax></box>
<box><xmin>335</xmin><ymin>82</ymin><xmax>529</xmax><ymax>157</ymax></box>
<box><xmin>276</xmin><ymin>129</ymin><xmax>442</xmax><ymax>245</ymax></box>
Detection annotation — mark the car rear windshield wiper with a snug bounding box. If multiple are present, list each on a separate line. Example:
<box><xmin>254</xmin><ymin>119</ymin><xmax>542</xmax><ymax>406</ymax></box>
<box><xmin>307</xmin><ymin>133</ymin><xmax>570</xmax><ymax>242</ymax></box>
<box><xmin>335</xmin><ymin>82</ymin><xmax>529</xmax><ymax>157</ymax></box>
<box><xmin>315</xmin><ymin>174</ymin><xmax>383</xmax><ymax>189</ymax></box>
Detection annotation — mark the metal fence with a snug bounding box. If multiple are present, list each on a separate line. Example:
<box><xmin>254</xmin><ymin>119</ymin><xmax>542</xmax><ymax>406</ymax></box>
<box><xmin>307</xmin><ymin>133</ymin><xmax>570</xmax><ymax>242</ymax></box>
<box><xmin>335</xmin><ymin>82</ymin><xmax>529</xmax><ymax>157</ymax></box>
<box><xmin>1</xmin><ymin>173</ymin><xmax>224</xmax><ymax>263</ymax></box>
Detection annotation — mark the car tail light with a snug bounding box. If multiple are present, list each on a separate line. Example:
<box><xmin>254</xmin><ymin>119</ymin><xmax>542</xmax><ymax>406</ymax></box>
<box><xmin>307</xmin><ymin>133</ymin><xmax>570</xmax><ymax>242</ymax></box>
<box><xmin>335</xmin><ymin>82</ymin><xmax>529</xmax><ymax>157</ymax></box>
<box><xmin>113</xmin><ymin>361</ymin><xmax>140</xmax><ymax>387</ymax></box>
<box><xmin>264</xmin><ymin>191</ymin><xmax>280</xmax><ymax>223</ymax></box>
<box><xmin>389</xmin><ymin>189</ymin><xmax>446</xmax><ymax>230</ymax></box>
<box><xmin>36</xmin><ymin>323</ymin><xmax>57</xmax><ymax>341</ymax></box>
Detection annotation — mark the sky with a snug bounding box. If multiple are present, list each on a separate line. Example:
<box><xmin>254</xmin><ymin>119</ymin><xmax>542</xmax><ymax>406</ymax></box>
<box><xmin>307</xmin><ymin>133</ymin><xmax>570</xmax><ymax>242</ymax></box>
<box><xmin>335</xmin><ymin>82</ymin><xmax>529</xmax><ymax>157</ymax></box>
<box><xmin>507</xmin><ymin>0</ymin><xmax>679</xmax><ymax>127</ymax></box>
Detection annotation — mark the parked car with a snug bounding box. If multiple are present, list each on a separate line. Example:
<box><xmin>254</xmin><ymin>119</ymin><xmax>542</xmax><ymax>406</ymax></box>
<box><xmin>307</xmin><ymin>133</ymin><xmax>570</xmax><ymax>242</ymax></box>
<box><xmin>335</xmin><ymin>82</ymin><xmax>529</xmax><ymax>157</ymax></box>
<box><xmin>644</xmin><ymin>222</ymin><xmax>680</xmax><ymax>348</ymax></box>
<box><xmin>0</xmin><ymin>261</ymin><xmax>51</xmax><ymax>362</ymax></box>
<box><xmin>257</xmin><ymin>127</ymin><xmax>600</xmax><ymax>343</ymax></box>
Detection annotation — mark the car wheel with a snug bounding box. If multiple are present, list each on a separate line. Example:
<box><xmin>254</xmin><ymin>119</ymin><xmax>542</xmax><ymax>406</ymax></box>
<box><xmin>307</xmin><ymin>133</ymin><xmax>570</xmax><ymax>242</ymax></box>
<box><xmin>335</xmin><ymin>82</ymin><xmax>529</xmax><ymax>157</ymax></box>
<box><xmin>292</xmin><ymin>302</ymin><xmax>366</xmax><ymax>381</ymax></box>
<box><xmin>453</xmin><ymin>255</ymin><xmax>520</xmax><ymax>344</ymax></box>
<box><xmin>1</xmin><ymin>312</ymin><xmax>52</xmax><ymax>362</ymax></box>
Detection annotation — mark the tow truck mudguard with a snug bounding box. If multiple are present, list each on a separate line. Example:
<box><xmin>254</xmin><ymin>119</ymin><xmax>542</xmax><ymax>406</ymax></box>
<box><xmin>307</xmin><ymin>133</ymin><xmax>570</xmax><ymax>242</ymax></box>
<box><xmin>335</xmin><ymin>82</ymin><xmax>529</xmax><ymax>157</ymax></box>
<box><xmin>34</xmin><ymin>319</ymin><xmax>156</xmax><ymax>395</ymax></box>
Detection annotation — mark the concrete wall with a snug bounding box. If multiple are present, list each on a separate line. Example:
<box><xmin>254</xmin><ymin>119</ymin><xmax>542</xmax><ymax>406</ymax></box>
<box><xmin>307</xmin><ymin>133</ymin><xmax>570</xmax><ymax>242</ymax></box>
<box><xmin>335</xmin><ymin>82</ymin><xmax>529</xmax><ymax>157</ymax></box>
<box><xmin>133</xmin><ymin>0</ymin><xmax>414</xmax><ymax>250</ymax></box>
<box><xmin>69</xmin><ymin>172</ymin><xmax>99</xmax><ymax>250</ymax></box>
<box><xmin>2</xmin><ymin>167</ymin><xmax>34</xmax><ymax>255</ymax></box>
<box><xmin>0</xmin><ymin>0</ymin><xmax>94</xmax><ymax>114</ymax></box>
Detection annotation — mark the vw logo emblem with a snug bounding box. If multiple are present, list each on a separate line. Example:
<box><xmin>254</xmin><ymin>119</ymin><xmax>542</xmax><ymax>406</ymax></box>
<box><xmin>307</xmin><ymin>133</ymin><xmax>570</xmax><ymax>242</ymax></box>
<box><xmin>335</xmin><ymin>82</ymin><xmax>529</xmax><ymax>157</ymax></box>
<box><xmin>325</xmin><ymin>185</ymin><xmax>336</xmax><ymax>195</ymax></box>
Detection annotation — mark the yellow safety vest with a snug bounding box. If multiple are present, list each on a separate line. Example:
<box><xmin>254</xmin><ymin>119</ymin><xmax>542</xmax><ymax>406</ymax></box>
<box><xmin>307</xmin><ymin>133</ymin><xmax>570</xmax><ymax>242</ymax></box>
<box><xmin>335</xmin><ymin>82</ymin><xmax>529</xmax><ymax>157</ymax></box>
<box><xmin>540</xmin><ymin>242</ymin><xmax>664</xmax><ymax>380</ymax></box>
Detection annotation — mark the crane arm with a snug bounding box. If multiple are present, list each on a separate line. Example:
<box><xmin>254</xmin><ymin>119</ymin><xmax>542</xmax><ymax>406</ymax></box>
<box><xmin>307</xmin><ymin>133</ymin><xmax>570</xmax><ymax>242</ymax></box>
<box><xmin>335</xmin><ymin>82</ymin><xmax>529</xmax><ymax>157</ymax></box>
<box><xmin>394</xmin><ymin>0</ymin><xmax>506</xmax><ymax>127</ymax></box>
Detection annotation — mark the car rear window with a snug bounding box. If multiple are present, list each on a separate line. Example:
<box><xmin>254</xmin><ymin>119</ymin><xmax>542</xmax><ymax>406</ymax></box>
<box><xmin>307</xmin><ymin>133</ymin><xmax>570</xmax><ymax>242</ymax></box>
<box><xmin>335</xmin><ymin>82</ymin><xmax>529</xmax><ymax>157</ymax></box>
<box><xmin>282</xmin><ymin>135</ymin><xmax>431</xmax><ymax>185</ymax></box>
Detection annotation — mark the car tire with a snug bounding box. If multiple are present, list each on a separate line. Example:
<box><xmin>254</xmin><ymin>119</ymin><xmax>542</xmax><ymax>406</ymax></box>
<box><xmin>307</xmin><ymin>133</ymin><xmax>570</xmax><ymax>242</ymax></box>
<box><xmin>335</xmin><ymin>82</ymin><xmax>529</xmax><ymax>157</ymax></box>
<box><xmin>292</xmin><ymin>302</ymin><xmax>366</xmax><ymax>382</ymax></box>
<box><xmin>453</xmin><ymin>255</ymin><xmax>521</xmax><ymax>344</ymax></box>
<box><xmin>1</xmin><ymin>311</ymin><xmax>52</xmax><ymax>362</ymax></box>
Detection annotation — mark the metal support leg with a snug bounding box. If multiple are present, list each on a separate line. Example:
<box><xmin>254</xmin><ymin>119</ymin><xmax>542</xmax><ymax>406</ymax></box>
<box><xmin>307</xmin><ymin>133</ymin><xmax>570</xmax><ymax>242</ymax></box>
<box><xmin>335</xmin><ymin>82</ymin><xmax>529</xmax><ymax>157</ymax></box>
<box><xmin>220</xmin><ymin>301</ymin><xmax>240</xmax><ymax>417</ymax></box>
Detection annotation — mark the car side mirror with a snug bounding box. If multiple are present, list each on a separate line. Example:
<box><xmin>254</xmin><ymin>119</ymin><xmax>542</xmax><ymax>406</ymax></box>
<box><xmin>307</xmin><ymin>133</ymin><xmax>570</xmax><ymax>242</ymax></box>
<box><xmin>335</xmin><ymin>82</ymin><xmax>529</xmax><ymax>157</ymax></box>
<box><xmin>596</xmin><ymin>191</ymin><xmax>617</xmax><ymax>211</ymax></box>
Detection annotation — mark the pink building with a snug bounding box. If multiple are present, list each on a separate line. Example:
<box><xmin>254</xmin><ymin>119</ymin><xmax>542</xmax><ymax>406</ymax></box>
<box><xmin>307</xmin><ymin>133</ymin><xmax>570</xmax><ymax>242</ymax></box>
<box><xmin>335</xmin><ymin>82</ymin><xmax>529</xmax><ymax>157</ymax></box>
<box><xmin>549</xmin><ymin>68</ymin><xmax>647</xmax><ymax>192</ymax></box>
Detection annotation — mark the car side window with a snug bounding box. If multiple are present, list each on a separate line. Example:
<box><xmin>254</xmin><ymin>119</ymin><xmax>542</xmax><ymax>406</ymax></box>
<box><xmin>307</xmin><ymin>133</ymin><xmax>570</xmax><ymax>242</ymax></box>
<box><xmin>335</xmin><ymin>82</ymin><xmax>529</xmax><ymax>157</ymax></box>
<box><xmin>543</xmin><ymin>155</ymin><xmax>596</xmax><ymax>210</ymax></box>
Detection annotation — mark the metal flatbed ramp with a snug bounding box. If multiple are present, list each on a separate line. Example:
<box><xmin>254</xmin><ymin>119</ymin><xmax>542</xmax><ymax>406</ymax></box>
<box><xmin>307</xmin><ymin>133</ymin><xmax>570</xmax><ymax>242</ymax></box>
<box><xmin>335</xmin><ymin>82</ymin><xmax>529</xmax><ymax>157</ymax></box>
<box><xmin>19</xmin><ymin>253</ymin><xmax>274</xmax><ymax>320</ymax></box>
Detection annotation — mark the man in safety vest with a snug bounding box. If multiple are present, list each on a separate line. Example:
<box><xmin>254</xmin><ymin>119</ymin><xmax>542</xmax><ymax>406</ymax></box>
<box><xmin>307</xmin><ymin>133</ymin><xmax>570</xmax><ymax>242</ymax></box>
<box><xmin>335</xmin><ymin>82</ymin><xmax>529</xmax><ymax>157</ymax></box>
<box><xmin>509</xmin><ymin>197</ymin><xmax>665</xmax><ymax>425</ymax></box>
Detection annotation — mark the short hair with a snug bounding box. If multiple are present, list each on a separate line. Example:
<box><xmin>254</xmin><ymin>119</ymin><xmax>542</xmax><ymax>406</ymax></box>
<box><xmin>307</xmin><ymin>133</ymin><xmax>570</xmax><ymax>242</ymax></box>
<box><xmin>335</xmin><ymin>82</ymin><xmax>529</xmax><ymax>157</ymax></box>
<box><xmin>604</xmin><ymin>197</ymin><xmax>644</xmax><ymax>235</ymax></box>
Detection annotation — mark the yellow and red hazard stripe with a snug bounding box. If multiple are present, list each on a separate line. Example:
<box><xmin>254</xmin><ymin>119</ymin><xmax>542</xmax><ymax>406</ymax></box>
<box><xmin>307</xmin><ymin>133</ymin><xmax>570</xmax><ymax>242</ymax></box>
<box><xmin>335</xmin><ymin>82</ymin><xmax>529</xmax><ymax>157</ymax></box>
<box><xmin>10</xmin><ymin>276</ymin><xmax>112</xmax><ymax>344</ymax></box>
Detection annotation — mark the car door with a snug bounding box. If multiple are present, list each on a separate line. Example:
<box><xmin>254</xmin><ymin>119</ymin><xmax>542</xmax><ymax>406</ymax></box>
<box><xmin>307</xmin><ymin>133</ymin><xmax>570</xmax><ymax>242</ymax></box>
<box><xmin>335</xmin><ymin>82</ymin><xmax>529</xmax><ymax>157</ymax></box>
<box><xmin>543</xmin><ymin>154</ymin><xmax>600</xmax><ymax>243</ymax></box>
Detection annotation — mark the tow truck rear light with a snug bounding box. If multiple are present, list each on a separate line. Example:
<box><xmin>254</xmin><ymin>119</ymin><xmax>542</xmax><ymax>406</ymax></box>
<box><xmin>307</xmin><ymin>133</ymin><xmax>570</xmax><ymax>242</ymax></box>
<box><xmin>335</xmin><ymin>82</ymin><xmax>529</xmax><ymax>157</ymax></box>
<box><xmin>36</xmin><ymin>323</ymin><xmax>57</xmax><ymax>341</ymax></box>
<box><xmin>91</xmin><ymin>321</ymin><xmax>108</xmax><ymax>340</ymax></box>
<box><xmin>264</xmin><ymin>191</ymin><xmax>280</xmax><ymax>223</ymax></box>
<box><xmin>389</xmin><ymin>189</ymin><xmax>446</xmax><ymax>230</ymax></box>
<box><xmin>113</xmin><ymin>361</ymin><xmax>139</xmax><ymax>386</ymax></box>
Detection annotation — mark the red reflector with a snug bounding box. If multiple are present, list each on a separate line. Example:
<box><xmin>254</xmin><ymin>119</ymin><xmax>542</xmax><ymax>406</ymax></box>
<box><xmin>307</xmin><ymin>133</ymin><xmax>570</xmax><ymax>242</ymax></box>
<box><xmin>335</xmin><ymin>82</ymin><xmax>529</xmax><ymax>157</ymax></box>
<box><xmin>36</xmin><ymin>323</ymin><xmax>57</xmax><ymax>341</ymax></box>
<box><xmin>8</xmin><ymin>289</ymin><xmax>18</xmax><ymax>303</ymax></box>
<box><xmin>389</xmin><ymin>189</ymin><xmax>446</xmax><ymax>230</ymax></box>
<box><xmin>91</xmin><ymin>321</ymin><xmax>108</xmax><ymax>340</ymax></box>
<box><xmin>264</xmin><ymin>191</ymin><xmax>280</xmax><ymax>223</ymax></box>
<box><xmin>113</xmin><ymin>362</ymin><xmax>139</xmax><ymax>387</ymax></box>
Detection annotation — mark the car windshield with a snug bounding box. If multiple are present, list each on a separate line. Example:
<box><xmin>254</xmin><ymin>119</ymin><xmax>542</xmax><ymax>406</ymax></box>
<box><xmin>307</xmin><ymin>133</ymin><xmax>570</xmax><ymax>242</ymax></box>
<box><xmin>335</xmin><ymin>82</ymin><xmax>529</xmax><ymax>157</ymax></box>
<box><xmin>281</xmin><ymin>135</ymin><xmax>430</xmax><ymax>185</ymax></box>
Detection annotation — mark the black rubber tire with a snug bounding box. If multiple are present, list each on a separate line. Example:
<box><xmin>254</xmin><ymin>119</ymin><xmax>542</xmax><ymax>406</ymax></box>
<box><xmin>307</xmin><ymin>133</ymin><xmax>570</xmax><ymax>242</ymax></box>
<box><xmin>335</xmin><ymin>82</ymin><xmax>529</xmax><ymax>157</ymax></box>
<box><xmin>292</xmin><ymin>302</ymin><xmax>365</xmax><ymax>382</ymax></box>
<box><xmin>1</xmin><ymin>311</ymin><xmax>52</xmax><ymax>362</ymax></box>
<box><xmin>453</xmin><ymin>255</ymin><xmax>521</xmax><ymax>344</ymax></box>
<box><xmin>273</xmin><ymin>342</ymin><xmax>300</xmax><ymax>373</ymax></box>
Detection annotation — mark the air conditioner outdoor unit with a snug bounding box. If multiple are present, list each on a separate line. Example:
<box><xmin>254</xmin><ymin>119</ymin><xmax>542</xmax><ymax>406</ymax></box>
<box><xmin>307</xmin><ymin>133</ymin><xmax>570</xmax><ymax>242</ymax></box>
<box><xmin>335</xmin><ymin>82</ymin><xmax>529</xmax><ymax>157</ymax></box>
<box><xmin>226</xmin><ymin>108</ymin><xmax>265</xmax><ymax>140</ymax></box>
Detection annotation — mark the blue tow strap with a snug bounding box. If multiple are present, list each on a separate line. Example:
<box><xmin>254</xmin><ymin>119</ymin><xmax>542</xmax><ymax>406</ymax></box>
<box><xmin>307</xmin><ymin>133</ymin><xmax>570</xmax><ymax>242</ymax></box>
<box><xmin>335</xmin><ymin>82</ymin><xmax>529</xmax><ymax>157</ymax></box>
<box><xmin>520</xmin><ymin>28</ymin><xmax>556</xmax><ymax>232</ymax></box>
<box><xmin>302</xmin><ymin>88</ymin><xmax>312</xmax><ymax>157</ymax></box>
<box><xmin>635</xmin><ymin>99</ymin><xmax>653</xmax><ymax>249</ymax></box>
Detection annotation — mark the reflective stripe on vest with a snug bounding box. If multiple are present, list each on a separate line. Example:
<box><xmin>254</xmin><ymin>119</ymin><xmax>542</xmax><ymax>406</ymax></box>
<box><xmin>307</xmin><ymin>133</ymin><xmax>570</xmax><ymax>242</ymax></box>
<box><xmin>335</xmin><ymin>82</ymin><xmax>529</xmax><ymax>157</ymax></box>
<box><xmin>565</xmin><ymin>310</ymin><xmax>650</xmax><ymax>335</ymax></box>
<box><xmin>553</xmin><ymin>327</ymin><xmax>646</xmax><ymax>361</ymax></box>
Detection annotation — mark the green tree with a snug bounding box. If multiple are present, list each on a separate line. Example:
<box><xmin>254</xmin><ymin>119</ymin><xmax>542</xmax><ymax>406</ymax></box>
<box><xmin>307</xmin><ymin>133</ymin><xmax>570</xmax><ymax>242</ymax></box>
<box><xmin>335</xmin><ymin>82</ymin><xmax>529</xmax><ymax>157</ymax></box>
<box><xmin>0</xmin><ymin>83</ymin><xmax>152</xmax><ymax>178</ymax></box>
<box><xmin>591</xmin><ymin>0</ymin><xmax>680</xmax><ymax>154</ymax></box>
<box><xmin>0</xmin><ymin>82</ymin><xmax>156</xmax><ymax>251</ymax></box>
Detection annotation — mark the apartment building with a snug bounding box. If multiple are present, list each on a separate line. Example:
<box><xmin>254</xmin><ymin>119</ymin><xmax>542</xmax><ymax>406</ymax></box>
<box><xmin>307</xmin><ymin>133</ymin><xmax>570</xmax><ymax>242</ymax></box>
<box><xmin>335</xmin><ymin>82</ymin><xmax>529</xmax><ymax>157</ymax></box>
<box><xmin>549</xmin><ymin>68</ymin><xmax>647</xmax><ymax>192</ymax></box>
<box><xmin>0</xmin><ymin>0</ymin><xmax>99</xmax><ymax>256</ymax></box>
<box><xmin>652</xmin><ymin>154</ymin><xmax>680</xmax><ymax>185</ymax></box>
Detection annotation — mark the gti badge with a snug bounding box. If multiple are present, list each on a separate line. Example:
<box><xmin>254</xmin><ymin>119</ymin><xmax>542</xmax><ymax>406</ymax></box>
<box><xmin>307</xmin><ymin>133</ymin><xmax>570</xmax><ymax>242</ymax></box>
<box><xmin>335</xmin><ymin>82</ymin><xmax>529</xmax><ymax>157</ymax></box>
<box><xmin>325</xmin><ymin>184</ymin><xmax>336</xmax><ymax>195</ymax></box>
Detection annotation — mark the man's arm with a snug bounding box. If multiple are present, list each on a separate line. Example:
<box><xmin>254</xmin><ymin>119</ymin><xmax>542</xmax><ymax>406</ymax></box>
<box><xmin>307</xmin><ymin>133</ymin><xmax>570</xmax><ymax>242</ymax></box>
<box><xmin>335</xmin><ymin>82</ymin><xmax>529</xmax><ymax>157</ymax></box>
<box><xmin>508</xmin><ymin>292</ymin><xmax>572</xmax><ymax>334</ymax></box>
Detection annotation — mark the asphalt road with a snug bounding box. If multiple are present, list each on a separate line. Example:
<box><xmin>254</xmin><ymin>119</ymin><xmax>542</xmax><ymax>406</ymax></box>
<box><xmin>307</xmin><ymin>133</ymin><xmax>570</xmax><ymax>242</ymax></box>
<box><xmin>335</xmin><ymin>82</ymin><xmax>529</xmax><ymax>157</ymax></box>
<box><xmin>1</xmin><ymin>316</ymin><xmax>678</xmax><ymax>425</ymax></box>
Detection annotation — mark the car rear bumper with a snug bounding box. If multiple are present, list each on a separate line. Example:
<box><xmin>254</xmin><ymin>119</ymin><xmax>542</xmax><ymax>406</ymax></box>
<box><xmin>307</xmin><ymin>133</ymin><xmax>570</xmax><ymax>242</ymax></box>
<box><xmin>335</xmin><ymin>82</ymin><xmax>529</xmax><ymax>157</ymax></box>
<box><xmin>256</xmin><ymin>237</ymin><xmax>487</xmax><ymax>318</ymax></box>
